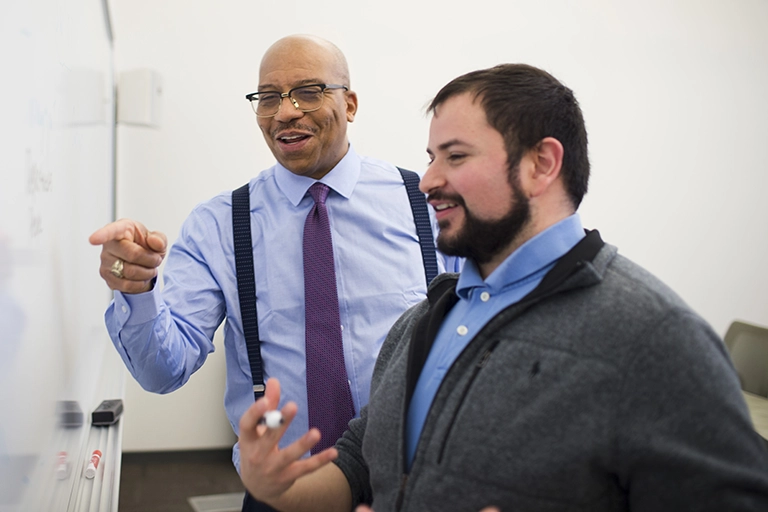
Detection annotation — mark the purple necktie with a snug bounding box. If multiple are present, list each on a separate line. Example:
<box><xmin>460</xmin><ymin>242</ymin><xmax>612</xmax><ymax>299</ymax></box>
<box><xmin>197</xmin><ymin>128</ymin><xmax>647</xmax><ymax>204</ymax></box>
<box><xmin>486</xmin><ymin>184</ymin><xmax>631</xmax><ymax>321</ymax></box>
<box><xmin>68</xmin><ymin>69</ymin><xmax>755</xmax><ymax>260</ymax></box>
<box><xmin>303</xmin><ymin>182</ymin><xmax>355</xmax><ymax>454</ymax></box>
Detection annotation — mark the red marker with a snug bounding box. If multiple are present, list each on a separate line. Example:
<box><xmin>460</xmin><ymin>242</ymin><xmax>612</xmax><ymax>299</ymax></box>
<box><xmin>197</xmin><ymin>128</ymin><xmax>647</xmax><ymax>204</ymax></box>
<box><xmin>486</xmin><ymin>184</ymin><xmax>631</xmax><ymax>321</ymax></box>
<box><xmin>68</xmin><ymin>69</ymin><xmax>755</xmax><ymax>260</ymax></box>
<box><xmin>84</xmin><ymin>450</ymin><xmax>102</xmax><ymax>479</ymax></box>
<box><xmin>56</xmin><ymin>451</ymin><xmax>69</xmax><ymax>480</ymax></box>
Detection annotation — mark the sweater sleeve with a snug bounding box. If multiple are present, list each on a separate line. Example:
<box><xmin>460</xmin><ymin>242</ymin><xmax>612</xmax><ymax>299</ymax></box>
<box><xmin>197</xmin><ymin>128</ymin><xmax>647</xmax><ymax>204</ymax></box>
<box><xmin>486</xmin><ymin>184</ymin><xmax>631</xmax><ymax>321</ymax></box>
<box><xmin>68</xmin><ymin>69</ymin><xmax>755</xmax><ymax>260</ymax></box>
<box><xmin>333</xmin><ymin>406</ymin><xmax>373</xmax><ymax>508</ymax></box>
<box><xmin>615</xmin><ymin>308</ymin><xmax>768</xmax><ymax>511</ymax></box>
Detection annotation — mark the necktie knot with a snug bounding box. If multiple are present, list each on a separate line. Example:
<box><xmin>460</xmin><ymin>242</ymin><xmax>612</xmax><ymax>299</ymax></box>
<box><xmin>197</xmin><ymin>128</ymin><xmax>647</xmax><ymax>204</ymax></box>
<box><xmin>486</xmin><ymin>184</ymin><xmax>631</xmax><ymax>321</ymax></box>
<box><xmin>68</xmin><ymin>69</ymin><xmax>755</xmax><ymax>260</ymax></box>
<box><xmin>309</xmin><ymin>182</ymin><xmax>330</xmax><ymax>205</ymax></box>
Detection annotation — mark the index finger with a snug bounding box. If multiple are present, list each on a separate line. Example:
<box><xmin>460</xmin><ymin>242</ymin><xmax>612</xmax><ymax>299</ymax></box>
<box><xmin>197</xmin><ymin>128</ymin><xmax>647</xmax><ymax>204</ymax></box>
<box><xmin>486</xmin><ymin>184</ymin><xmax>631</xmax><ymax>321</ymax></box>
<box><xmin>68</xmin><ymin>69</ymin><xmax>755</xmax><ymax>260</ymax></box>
<box><xmin>239</xmin><ymin>378</ymin><xmax>283</xmax><ymax>439</ymax></box>
<box><xmin>88</xmin><ymin>218</ymin><xmax>148</xmax><ymax>246</ymax></box>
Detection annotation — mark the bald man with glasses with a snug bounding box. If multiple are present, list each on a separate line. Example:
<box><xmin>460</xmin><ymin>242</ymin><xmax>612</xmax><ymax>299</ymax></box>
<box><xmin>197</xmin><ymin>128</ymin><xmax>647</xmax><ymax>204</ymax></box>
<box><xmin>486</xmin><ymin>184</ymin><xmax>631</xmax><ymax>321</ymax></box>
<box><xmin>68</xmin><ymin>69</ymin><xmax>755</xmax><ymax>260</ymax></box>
<box><xmin>89</xmin><ymin>34</ymin><xmax>459</xmax><ymax>512</ymax></box>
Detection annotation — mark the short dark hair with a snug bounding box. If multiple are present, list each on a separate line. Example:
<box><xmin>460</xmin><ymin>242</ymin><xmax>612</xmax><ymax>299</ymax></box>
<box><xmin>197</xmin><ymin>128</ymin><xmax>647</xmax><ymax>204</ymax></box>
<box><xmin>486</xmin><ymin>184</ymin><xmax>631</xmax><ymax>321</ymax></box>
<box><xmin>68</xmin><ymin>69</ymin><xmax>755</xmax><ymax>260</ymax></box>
<box><xmin>428</xmin><ymin>64</ymin><xmax>590</xmax><ymax>208</ymax></box>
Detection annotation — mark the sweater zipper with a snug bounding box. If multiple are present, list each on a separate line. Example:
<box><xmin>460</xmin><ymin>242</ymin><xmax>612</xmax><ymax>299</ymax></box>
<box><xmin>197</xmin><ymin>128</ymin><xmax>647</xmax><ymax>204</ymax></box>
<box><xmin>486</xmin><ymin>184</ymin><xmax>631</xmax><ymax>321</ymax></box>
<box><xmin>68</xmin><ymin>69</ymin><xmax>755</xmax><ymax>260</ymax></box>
<box><xmin>394</xmin><ymin>473</ymin><xmax>408</xmax><ymax>512</ymax></box>
<box><xmin>437</xmin><ymin>340</ymin><xmax>500</xmax><ymax>464</ymax></box>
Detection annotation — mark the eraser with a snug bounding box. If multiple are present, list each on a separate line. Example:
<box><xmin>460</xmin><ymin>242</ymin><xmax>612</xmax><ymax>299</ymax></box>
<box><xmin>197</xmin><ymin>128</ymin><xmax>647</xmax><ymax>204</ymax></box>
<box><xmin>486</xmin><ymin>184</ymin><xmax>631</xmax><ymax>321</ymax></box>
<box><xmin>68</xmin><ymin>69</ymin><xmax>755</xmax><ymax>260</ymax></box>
<box><xmin>91</xmin><ymin>399</ymin><xmax>124</xmax><ymax>426</ymax></box>
<box><xmin>57</xmin><ymin>401</ymin><xmax>84</xmax><ymax>428</ymax></box>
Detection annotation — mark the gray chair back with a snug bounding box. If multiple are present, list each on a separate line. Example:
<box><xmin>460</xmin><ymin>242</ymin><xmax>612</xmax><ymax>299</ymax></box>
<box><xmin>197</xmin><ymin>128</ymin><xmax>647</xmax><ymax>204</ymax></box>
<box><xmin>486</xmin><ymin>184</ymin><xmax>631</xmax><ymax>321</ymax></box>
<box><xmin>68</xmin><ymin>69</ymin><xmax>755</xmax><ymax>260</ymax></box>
<box><xmin>724</xmin><ymin>320</ymin><xmax>768</xmax><ymax>397</ymax></box>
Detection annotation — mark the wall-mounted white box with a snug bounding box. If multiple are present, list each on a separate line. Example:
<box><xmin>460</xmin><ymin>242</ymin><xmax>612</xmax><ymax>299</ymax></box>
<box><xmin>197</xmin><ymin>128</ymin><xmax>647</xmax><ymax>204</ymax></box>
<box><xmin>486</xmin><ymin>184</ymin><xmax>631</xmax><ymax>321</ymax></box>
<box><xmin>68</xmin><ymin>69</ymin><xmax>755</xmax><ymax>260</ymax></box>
<box><xmin>117</xmin><ymin>69</ymin><xmax>162</xmax><ymax>127</ymax></box>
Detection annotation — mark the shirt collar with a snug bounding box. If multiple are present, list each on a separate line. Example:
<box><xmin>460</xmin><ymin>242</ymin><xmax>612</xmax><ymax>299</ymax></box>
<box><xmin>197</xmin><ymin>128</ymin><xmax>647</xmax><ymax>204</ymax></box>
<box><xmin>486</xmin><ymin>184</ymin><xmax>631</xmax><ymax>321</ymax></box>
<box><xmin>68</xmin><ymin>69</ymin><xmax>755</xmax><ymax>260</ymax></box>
<box><xmin>275</xmin><ymin>144</ymin><xmax>361</xmax><ymax>206</ymax></box>
<box><xmin>456</xmin><ymin>213</ymin><xmax>585</xmax><ymax>297</ymax></box>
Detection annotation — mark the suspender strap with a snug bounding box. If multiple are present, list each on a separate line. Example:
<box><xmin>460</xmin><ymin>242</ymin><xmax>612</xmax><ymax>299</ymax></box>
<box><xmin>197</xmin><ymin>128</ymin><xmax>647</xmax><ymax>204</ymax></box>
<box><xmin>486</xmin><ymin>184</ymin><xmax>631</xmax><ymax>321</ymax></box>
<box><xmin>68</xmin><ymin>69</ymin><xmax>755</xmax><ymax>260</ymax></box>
<box><xmin>397</xmin><ymin>167</ymin><xmax>439</xmax><ymax>286</ymax></box>
<box><xmin>232</xmin><ymin>184</ymin><xmax>265</xmax><ymax>400</ymax></box>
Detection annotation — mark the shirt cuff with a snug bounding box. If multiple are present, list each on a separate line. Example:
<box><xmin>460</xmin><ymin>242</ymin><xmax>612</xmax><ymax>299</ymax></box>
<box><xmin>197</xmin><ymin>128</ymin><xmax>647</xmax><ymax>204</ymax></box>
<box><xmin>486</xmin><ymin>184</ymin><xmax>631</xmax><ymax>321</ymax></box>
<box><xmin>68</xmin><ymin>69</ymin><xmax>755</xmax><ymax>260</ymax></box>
<box><xmin>232</xmin><ymin>442</ymin><xmax>241</xmax><ymax>475</ymax></box>
<box><xmin>114</xmin><ymin>287</ymin><xmax>164</xmax><ymax>326</ymax></box>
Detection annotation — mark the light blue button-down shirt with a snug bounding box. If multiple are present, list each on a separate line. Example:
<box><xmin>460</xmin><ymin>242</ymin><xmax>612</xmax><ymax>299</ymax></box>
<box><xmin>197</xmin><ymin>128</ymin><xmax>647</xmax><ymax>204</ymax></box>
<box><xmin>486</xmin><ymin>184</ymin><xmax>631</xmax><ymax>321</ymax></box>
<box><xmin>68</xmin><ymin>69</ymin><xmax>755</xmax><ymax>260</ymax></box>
<box><xmin>405</xmin><ymin>214</ymin><xmax>585</xmax><ymax>468</ymax></box>
<box><xmin>106</xmin><ymin>146</ymin><xmax>461</xmax><ymax>470</ymax></box>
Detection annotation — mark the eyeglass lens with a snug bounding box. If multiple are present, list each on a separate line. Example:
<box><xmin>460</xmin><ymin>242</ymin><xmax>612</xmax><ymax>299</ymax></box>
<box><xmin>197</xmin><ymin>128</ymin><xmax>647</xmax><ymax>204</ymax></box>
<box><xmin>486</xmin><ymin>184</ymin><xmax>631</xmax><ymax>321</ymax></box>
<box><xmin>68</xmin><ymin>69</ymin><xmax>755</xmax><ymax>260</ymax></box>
<box><xmin>253</xmin><ymin>85</ymin><xmax>326</xmax><ymax>116</ymax></box>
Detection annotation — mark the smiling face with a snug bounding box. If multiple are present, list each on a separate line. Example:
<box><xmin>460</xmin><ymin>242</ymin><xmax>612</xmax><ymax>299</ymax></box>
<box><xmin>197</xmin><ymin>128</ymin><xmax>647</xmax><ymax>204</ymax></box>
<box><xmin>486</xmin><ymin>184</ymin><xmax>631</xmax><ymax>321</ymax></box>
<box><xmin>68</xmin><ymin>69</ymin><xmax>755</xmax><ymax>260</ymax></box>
<box><xmin>421</xmin><ymin>92</ymin><xmax>532</xmax><ymax>272</ymax></box>
<box><xmin>257</xmin><ymin>36</ymin><xmax>358</xmax><ymax>180</ymax></box>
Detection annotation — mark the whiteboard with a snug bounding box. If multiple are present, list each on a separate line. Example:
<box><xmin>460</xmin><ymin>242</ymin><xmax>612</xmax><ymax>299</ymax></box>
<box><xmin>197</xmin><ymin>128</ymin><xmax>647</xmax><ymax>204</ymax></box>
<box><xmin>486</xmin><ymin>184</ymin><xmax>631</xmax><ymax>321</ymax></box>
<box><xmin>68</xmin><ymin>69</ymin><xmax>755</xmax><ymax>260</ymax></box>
<box><xmin>0</xmin><ymin>0</ymin><xmax>117</xmax><ymax>509</ymax></box>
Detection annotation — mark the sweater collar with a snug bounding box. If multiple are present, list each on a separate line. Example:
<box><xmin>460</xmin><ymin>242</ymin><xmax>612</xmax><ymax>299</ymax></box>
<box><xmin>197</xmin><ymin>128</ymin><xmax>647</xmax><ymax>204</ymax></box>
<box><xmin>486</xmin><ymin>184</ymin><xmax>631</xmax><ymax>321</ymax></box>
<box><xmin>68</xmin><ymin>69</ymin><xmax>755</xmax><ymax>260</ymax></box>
<box><xmin>427</xmin><ymin>229</ymin><xmax>613</xmax><ymax>306</ymax></box>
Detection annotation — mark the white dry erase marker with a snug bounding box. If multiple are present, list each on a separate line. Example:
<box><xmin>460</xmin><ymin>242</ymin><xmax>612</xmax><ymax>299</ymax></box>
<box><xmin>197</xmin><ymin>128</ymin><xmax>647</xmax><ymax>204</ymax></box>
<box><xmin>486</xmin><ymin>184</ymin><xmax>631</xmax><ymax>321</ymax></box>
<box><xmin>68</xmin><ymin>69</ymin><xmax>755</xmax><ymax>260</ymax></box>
<box><xmin>84</xmin><ymin>450</ymin><xmax>102</xmax><ymax>479</ymax></box>
<box><xmin>56</xmin><ymin>451</ymin><xmax>69</xmax><ymax>480</ymax></box>
<box><xmin>258</xmin><ymin>410</ymin><xmax>283</xmax><ymax>429</ymax></box>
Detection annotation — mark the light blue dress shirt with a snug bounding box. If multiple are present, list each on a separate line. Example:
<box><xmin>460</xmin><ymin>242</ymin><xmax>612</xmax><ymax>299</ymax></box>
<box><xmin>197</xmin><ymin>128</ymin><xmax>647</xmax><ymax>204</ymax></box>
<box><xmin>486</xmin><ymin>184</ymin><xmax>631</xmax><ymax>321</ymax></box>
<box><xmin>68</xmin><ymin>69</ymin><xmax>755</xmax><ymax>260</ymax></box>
<box><xmin>405</xmin><ymin>214</ymin><xmax>585</xmax><ymax>468</ymax></box>
<box><xmin>105</xmin><ymin>146</ymin><xmax>461</xmax><ymax>470</ymax></box>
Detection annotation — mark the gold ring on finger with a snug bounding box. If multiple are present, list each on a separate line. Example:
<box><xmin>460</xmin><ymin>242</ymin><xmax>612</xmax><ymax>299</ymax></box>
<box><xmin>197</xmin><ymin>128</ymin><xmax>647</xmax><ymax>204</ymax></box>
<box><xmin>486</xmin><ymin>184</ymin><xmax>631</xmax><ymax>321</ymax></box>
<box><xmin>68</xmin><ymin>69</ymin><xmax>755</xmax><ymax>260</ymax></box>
<box><xmin>110</xmin><ymin>259</ymin><xmax>125</xmax><ymax>279</ymax></box>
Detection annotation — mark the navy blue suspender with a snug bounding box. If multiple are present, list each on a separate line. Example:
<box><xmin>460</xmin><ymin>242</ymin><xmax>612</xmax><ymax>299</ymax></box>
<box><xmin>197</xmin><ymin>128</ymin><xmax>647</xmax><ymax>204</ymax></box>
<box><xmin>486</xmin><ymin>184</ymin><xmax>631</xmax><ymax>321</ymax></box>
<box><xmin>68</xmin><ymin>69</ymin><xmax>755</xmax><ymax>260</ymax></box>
<box><xmin>232</xmin><ymin>168</ymin><xmax>437</xmax><ymax>400</ymax></box>
<box><xmin>232</xmin><ymin>184</ymin><xmax>265</xmax><ymax>398</ymax></box>
<box><xmin>397</xmin><ymin>167</ymin><xmax>439</xmax><ymax>289</ymax></box>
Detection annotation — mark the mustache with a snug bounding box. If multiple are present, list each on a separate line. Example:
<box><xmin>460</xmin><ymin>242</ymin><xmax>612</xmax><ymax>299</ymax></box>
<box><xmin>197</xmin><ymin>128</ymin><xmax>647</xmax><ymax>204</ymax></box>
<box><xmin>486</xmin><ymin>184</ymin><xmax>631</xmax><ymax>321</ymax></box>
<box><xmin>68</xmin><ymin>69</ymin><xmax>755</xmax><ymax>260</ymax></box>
<box><xmin>270</xmin><ymin>122</ymin><xmax>317</xmax><ymax>138</ymax></box>
<box><xmin>427</xmin><ymin>192</ymin><xmax>465</xmax><ymax>207</ymax></box>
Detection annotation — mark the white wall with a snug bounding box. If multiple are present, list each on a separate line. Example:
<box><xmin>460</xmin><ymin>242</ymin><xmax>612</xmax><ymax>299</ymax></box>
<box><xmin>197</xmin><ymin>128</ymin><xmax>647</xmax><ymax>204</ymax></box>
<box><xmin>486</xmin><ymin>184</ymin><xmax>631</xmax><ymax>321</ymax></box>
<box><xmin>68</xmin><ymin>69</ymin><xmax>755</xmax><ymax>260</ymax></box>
<box><xmin>108</xmin><ymin>0</ymin><xmax>768</xmax><ymax>451</ymax></box>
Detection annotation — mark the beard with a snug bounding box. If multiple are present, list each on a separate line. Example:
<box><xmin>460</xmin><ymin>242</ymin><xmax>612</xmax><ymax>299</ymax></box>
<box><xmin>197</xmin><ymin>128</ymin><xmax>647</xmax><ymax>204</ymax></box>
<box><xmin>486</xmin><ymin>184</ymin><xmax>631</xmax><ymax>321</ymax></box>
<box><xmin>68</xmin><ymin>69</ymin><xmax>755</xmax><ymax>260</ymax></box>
<box><xmin>435</xmin><ymin>180</ymin><xmax>531</xmax><ymax>265</ymax></box>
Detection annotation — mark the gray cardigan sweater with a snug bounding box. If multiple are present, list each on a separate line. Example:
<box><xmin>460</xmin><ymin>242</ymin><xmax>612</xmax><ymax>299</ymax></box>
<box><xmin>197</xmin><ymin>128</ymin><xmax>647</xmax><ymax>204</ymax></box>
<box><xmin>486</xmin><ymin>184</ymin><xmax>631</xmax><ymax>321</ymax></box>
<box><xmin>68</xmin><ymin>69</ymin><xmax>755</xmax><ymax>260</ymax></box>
<box><xmin>334</xmin><ymin>231</ymin><xmax>768</xmax><ymax>511</ymax></box>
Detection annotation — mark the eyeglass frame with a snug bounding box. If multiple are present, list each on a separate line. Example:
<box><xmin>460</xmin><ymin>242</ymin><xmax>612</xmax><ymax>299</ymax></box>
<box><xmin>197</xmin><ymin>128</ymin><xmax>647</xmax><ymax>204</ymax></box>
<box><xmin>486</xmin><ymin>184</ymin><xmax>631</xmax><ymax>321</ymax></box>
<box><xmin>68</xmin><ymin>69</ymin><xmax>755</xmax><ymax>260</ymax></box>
<box><xmin>245</xmin><ymin>83</ymin><xmax>349</xmax><ymax>118</ymax></box>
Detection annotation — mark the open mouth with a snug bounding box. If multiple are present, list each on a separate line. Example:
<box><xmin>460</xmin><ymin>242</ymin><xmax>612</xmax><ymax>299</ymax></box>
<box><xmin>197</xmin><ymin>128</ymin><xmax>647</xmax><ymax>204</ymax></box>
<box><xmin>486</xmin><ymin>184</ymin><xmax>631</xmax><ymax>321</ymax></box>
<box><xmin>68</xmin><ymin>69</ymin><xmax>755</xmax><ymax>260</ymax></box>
<box><xmin>278</xmin><ymin>134</ymin><xmax>311</xmax><ymax>145</ymax></box>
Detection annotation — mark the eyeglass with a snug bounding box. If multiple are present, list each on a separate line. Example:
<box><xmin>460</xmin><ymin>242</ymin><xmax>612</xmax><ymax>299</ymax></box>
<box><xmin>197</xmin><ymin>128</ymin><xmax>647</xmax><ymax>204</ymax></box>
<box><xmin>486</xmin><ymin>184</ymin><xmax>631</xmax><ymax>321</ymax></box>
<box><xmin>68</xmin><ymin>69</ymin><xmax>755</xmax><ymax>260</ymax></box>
<box><xmin>245</xmin><ymin>83</ymin><xmax>349</xmax><ymax>118</ymax></box>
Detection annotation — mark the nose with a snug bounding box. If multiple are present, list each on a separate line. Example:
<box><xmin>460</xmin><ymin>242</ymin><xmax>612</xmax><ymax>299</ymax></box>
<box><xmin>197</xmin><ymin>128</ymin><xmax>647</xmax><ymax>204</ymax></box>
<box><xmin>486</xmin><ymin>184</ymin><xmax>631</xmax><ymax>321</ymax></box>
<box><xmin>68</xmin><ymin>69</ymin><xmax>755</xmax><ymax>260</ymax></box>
<box><xmin>273</xmin><ymin>95</ymin><xmax>304</xmax><ymax>123</ymax></box>
<box><xmin>419</xmin><ymin>160</ymin><xmax>443</xmax><ymax>195</ymax></box>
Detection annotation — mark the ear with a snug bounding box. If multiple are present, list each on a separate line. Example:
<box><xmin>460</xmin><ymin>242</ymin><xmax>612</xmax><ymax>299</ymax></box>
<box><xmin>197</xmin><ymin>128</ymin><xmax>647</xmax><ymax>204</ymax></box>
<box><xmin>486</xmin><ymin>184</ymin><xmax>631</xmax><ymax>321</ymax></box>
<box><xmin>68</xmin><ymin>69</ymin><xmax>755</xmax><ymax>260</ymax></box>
<box><xmin>345</xmin><ymin>90</ymin><xmax>358</xmax><ymax>122</ymax></box>
<box><xmin>525</xmin><ymin>137</ymin><xmax>564</xmax><ymax>198</ymax></box>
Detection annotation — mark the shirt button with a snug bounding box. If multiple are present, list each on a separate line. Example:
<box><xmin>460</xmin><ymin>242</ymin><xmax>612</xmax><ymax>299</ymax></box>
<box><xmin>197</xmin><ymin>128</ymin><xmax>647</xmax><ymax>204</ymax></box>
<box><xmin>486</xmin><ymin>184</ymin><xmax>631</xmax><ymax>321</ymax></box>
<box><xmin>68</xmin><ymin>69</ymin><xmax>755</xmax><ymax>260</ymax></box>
<box><xmin>480</xmin><ymin>292</ymin><xmax>491</xmax><ymax>302</ymax></box>
<box><xmin>121</xmin><ymin>305</ymin><xmax>127</xmax><ymax>313</ymax></box>
<box><xmin>457</xmin><ymin>325</ymin><xmax>468</xmax><ymax>336</ymax></box>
